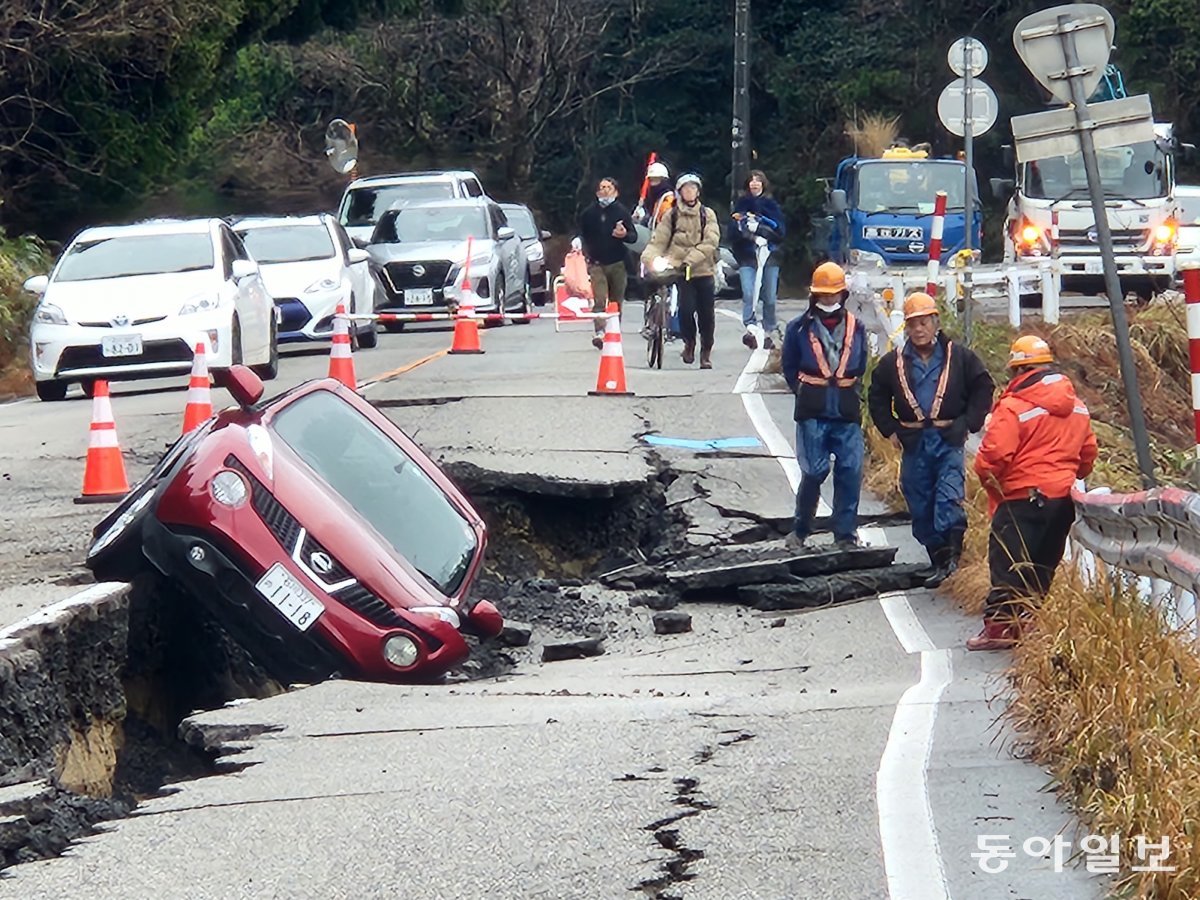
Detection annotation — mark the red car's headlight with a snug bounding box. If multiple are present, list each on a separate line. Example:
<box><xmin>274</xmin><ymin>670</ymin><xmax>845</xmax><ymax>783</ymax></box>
<box><xmin>383</xmin><ymin>633</ymin><xmax>420</xmax><ymax>668</ymax></box>
<box><xmin>210</xmin><ymin>470</ymin><xmax>249</xmax><ymax>508</ymax></box>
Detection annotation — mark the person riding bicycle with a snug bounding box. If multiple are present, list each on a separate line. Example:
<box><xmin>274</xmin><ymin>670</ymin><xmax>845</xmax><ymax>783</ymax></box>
<box><xmin>640</xmin><ymin>172</ymin><xmax>721</xmax><ymax>368</ymax></box>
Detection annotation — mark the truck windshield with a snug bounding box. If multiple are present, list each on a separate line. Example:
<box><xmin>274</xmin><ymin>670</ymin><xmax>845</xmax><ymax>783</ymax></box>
<box><xmin>856</xmin><ymin>162</ymin><xmax>968</xmax><ymax>213</ymax></box>
<box><xmin>1023</xmin><ymin>141</ymin><xmax>1168</xmax><ymax>201</ymax></box>
<box><xmin>271</xmin><ymin>390</ymin><xmax>477</xmax><ymax>596</ymax></box>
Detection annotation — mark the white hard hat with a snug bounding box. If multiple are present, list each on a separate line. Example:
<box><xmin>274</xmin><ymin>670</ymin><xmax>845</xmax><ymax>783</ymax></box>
<box><xmin>647</xmin><ymin>162</ymin><xmax>669</xmax><ymax>179</ymax></box>
<box><xmin>675</xmin><ymin>172</ymin><xmax>702</xmax><ymax>191</ymax></box>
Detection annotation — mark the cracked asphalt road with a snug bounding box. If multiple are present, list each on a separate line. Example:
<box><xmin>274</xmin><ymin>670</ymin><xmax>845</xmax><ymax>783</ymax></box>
<box><xmin>0</xmin><ymin>302</ymin><xmax>1108</xmax><ymax>898</ymax></box>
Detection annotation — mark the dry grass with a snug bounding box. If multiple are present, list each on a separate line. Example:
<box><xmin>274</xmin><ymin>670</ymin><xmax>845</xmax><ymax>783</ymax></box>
<box><xmin>1005</xmin><ymin>567</ymin><xmax>1200</xmax><ymax>898</ymax></box>
<box><xmin>845</xmin><ymin>113</ymin><xmax>900</xmax><ymax>158</ymax></box>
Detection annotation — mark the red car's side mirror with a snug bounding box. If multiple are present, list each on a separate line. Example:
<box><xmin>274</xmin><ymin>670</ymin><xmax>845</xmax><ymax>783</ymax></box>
<box><xmin>219</xmin><ymin>364</ymin><xmax>264</xmax><ymax>408</ymax></box>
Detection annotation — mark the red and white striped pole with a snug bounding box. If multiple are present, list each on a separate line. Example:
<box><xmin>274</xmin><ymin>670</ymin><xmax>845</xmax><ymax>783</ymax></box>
<box><xmin>1183</xmin><ymin>264</ymin><xmax>1200</xmax><ymax>461</ymax></box>
<box><xmin>925</xmin><ymin>190</ymin><xmax>948</xmax><ymax>296</ymax></box>
<box><xmin>1050</xmin><ymin>208</ymin><xmax>1060</xmax><ymax>258</ymax></box>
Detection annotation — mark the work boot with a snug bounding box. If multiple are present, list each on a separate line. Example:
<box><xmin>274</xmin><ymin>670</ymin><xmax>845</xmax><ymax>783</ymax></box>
<box><xmin>784</xmin><ymin>532</ymin><xmax>813</xmax><ymax>553</ymax></box>
<box><xmin>700</xmin><ymin>348</ymin><xmax>712</xmax><ymax>369</ymax></box>
<box><xmin>923</xmin><ymin>545</ymin><xmax>954</xmax><ymax>588</ymax></box>
<box><xmin>966</xmin><ymin>619</ymin><xmax>1020</xmax><ymax>652</ymax></box>
<box><xmin>681</xmin><ymin>341</ymin><xmax>696</xmax><ymax>365</ymax></box>
<box><xmin>742</xmin><ymin>330</ymin><xmax>758</xmax><ymax>350</ymax></box>
<box><xmin>592</xmin><ymin>330</ymin><xmax>604</xmax><ymax>350</ymax></box>
<box><xmin>834</xmin><ymin>534</ymin><xmax>866</xmax><ymax>551</ymax></box>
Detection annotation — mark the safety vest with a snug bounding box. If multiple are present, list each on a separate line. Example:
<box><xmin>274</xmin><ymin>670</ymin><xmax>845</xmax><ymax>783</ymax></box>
<box><xmin>895</xmin><ymin>340</ymin><xmax>954</xmax><ymax>428</ymax></box>
<box><xmin>798</xmin><ymin>313</ymin><xmax>859</xmax><ymax>388</ymax></box>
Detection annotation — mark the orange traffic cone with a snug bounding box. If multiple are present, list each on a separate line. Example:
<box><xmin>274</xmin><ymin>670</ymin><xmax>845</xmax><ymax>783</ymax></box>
<box><xmin>328</xmin><ymin>302</ymin><xmax>357</xmax><ymax>389</ymax></box>
<box><xmin>181</xmin><ymin>342</ymin><xmax>213</xmax><ymax>434</ymax></box>
<box><xmin>448</xmin><ymin>290</ymin><xmax>484</xmax><ymax>355</ymax></box>
<box><xmin>75</xmin><ymin>380</ymin><xmax>130</xmax><ymax>504</ymax></box>
<box><xmin>588</xmin><ymin>302</ymin><xmax>633</xmax><ymax>396</ymax></box>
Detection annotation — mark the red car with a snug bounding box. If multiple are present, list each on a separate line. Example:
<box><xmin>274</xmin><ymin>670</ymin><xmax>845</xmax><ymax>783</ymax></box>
<box><xmin>85</xmin><ymin>366</ymin><xmax>503</xmax><ymax>684</ymax></box>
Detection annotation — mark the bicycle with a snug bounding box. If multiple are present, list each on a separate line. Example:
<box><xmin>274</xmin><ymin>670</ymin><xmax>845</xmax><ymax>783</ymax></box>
<box><xmin>641</xmin><ymin>265</ymin><xmax>684</xmax><ymax>369</ymax></box>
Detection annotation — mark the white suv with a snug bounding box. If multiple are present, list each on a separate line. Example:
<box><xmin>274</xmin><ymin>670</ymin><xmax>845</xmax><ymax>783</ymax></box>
<box><xmin>25</xmin><ymin>218</ymin><xmax>278</xmax><ymax>401</ymax></box>
<box><xmin>338</xmin><ymin>171</ymin><xmax>487</xmax><ymax>245</ymax></box>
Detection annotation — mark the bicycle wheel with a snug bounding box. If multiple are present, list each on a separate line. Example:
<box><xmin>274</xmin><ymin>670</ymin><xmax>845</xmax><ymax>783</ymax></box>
<box><xmin>644</xmin><ymin>294</ymin><xmax>661</xmax><ymax>367</ymax></box>
<box><xmin>651</xmin><ymin>297</ymin><xmax>665</xmax><ymax>369</ymax></box>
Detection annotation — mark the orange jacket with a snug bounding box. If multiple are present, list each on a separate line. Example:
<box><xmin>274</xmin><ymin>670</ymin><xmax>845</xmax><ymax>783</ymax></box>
<box><xmin>974</xmin><ymin>366</ymin><xmax>1098</xmax><ymax>513</ymax></box>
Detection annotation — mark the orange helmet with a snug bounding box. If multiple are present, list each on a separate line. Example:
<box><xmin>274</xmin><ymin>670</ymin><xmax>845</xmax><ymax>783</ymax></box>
<box><xmin>811</xmin><ymin>262</ymin><xmax>848</xmax><ymax>295</ymax></box>
<box><xmin>1007</xmin><ymin>335</ymin><xmax>1054</xmax><ymax>368</ymax></box>
<box><xmin>902</xmin><ymin>291</ymin><xmax>938</xmax><ymax>320</ymax></box>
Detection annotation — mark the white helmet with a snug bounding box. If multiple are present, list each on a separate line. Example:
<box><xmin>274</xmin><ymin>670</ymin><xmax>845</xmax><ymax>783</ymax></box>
<box><xmin>675</xmin><ymin>172</ymin><xmax>702</xmax><ymax>191</ymax></box>
<box><xmin>647</xmin><ymin>162</ymin><xmax>669</xmax><ymax>179</ymax></box>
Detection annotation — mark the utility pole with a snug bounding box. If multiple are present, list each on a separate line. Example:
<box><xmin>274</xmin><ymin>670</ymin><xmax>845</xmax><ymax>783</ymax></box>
<box><xmin>962</xmin><ymin>41</ymin><xmax>976</xmax><ymax>345</ymax></box>
<box><xmin>731</xmin><ymin>0</ymin><xmax>751</xmax><ymax>207</ymax></box>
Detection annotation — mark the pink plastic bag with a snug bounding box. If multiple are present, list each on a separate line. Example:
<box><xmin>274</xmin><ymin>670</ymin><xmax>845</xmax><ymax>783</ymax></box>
<box><xmin>563</xmin><ymin>248</ymin><xmax>593</xmax><ymax>300</ymax></box>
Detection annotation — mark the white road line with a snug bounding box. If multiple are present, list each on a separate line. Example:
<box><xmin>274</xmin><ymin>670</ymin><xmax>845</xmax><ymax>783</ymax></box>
<box><xmin>725</xmin><ymin>309</ymin><xmax>950</xmax><ymax>900</ymax></box>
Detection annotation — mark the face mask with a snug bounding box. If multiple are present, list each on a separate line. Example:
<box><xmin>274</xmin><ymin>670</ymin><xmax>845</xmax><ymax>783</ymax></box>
<box><xmin>815</xmin><ymin>301</ymin><xmax>842</xmax><ymax>314</ymax></box>
<box><xmin>598</xmin><ymin>196</ymin><xmax>615</xmax><ymax>207</ymax></box>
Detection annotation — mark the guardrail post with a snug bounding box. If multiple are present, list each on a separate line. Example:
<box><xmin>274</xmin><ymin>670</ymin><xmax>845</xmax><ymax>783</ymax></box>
<box><xmin>1040</xmin><ymin>259</ymin><xmax>1060</xmax><ymax>325</ymax></box>
<box><xmin>1183</xmin><ymin>264</ymin><xmax>1200</xmax><ymax>486</ymax></box>
<box><xmin>1007</xmin><ymin>266</ymin><xmax>1021</xmax><ymax>329</ymax></box>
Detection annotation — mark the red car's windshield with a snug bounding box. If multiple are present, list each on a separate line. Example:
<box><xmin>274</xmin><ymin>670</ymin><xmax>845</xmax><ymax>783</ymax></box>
<box><xmin>270</xmin><ymin>390</ymin><xmax>476</xmax><ymax>595</ymax></box>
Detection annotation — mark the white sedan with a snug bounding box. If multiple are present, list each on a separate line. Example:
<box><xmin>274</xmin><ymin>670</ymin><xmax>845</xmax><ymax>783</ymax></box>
<box><xmin>25</xmin><ymin>218</ymin><xmax>278</xmax><ymax>401</ymax></box>
<box><xmin>233</xmin><ymin>214</ymin><xmax>379</xmax><ymax>348</ymax></box>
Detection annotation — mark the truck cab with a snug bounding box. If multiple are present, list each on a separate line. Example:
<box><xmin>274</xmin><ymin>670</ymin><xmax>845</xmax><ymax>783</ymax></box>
<box><xmin>817</xmin><ymin>146</ymin><xmax>982</xmax><ymax>274</ymax></box>
<box><xmin>997</xmin><ymin>123</ymin><xmax>1190</xmax><ymax>301</ymax></box>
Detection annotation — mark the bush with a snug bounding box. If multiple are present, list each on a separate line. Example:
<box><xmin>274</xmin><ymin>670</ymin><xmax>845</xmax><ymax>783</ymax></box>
<box><xmin>0</xmin><ymin>230</ymin><xmax>53</xmax><ymax>372</ymax></box>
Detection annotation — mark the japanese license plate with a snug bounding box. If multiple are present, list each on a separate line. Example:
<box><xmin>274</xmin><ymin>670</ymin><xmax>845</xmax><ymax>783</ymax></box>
<box><xmin>100</xmin><ymin>334</ymin><xmax>143</xmax><ymax>358</ymax></box>
<box><xmin>255</xmin><ymin>563</ymin><xmax>324</xmax><ymax>631</ymax></box>
<box><xmin>406</xmin><ymin>288</ymin><xmax>434</xmax><ymax>305</ymax></box>
<box><xmin>1084</xmin><ymin>259</ymin><xmax>1104</xmax><ymax>274</ymax></box>
<box><xmin>863</xmin><ymin>226</ymin><xmax>923</xmax><ymax>240</ymax></box>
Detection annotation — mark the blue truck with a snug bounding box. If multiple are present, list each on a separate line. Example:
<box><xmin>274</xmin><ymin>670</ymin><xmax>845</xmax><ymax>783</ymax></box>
<box><xmin>815</xmin><ymin>145</ymin><xmax>983</xmax><ymax>289</ymax></box>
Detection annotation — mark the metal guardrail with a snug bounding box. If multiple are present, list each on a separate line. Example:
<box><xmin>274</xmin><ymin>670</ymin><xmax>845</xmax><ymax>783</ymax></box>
<box><xmin>1069</xmin><ymin>484</ymin><xmax>1200</xmax><ymax>633</ymax></box>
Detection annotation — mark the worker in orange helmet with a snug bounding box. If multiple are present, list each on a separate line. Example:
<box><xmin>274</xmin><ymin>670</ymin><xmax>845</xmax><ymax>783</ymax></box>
<box><xmin>967</xmin><ymin>335</ymin><xmax>1098</xmax><ymax>651</ymax></box>
<box><xmin>868</xmin><ymin>291</ymin><xmax>994</xmax><ymax>587</ymax></box>
<box><xmin>781</xmin><ymin>261</ymin><xmax>870</xmax><ymax>550</ymax></box>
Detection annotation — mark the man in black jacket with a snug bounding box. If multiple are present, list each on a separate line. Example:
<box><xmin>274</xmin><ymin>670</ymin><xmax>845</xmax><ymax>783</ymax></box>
<box><xmin>579</xmin><ymin>177</ymin><xmax>637</xmax><ymax>348</ymax></box>
<box><xmin>868</xmin><ymin>292</ymin><xmax>995</xmax><ymax>586</ymax></box>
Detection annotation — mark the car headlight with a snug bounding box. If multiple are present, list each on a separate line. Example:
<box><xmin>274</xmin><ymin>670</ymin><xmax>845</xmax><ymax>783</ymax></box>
<box><xmin>304</xmin><ymin>278</ymin><xmax>342</xmax><ymax>294</ymax></box>
<box><xmin>410</xmin><ymin>606</ymin><xmax>461</xmax><ymax>629</ymax></box>
<box><xmin>526</xmin><ymin>243</ymin><xmax>544</xmax><ymax>261</ymax></box>
<box><xmin>210</xmin><ymin>470</ymin><xmax>249</xmax><ymax>508</ymax></box>
<box><xmin>33</xmin><ymin>303</ymin><xmax>67</xmax><ymax>326</ymax></box>
<box><xmin>383</xmin><ymin>633</ymin><xmax>420</xmax><ymax>667</ymax></box>
<box><xmin>89</xmin><ymin>489</ymin><xmax>156</xmax><ymax>557</ymax></box>
<box><xmin>179</xmin><ymin>294</ymin><xmax>224</xmax><ymax>316</ymax></box>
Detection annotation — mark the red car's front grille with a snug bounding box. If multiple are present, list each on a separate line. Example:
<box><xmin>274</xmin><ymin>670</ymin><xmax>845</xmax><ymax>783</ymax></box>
<box><xmin>223</xmin><ymin>454</ymin><xmax>441</xmax><ymax>648</ymax></box>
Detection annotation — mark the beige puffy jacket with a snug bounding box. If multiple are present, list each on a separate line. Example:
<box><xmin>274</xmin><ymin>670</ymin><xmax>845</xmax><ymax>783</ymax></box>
<box><xmin>640</xmin><ymin>201</ymin><xmax>721</xmax><ymax>278</ymax></box>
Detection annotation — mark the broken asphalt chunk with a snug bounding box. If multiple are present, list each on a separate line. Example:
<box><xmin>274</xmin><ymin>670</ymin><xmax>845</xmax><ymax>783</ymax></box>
<box><xmin>629</xmin><ymin>590</ymin><xmax>679</xmax><ymax>611</ymax></box>
<box><xmin>541</xmin><ymin>637</ymin><xmax>605</xmax><ymax>662</ymax></box>
<box><xmin>497</xmin><ymin>621</ymin><xmax>533</xmax><ymax>647</ymax></box>
<box><xmin>652</xmin><ymin>611</ymin><xmax>693</xmax><ymax>635</ymax></box>
<box><xmin>666</xmin><ymin>545</ymin><xmax>898</xmax><ymax>592</ymax></box>
<box><xmin>733</xmin><ymin>565</ymin><xmax>929</xmax><ymax>611</ymax></box>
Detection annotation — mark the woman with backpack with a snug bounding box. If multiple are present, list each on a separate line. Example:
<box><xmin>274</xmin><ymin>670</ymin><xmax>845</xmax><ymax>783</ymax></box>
<box><xmin>729</xmin><ymin>170</ymin><xmax>786</xmax><ymax>350</ymax></box>
<box><xmin>641</xmin><ymin>173</ymin><xmax>721</xmax><ymax>368</ymax></box>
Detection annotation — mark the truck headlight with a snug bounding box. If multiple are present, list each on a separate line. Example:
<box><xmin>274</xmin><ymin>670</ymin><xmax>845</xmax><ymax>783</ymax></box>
<box><xmin>210</xmin><ymin>470</ymin><xmax>249</xmax><ymax>508</ymax></box>
<box><xmin>383</xmin><ymin>634</ymin><xmax>419</xmax><ymax>667</ymax></box>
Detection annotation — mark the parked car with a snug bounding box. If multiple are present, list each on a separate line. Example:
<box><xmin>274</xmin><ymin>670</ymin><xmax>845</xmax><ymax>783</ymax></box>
<box><xmin>25</xmin><ymin>218</ymin><xmax>278</xmax><ymax>402</ymax></box>
<box><xmin>499</xmin><ymin>202</ymin><xmax>551</xmax><ymax>306</ymax></box>
<box><xmin>337</xmin><ymin>171</ymin><xmax>488</xmax><ymax>246</ymax></box>
<box><xmin>1176</xmin><ymin>184</ymin><xmax>1200</xmax><ymax>278</ymax></box>
<box><xmin>232</xmin><ymin>214</ymin><xmax>379</xmax><ymax>349</ymax></box>
<box><xmin>85</xmin><ymin>366</ymin><xmax>504</xmax><ymax>685</ymax></box>
<box><xmin>367</xmin><ymin>198</ymin><xmax>530</xmax><ymax>329</ymax></box>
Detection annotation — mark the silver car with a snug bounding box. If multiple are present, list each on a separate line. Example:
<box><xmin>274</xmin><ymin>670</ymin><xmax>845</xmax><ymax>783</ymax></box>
<box><xmin>1176</xmin><ymin>184</ymin><xmax>1200</xmax><ymax>281</ymax></box>
<box><xmin>499</xmin><ymin>202</ymin><xmax>551</xmax><ymax>306</ymax></box>
<box><xmin>366</xmin><ymin>199</ymin><xmax>530</xmax><ymax>329</ymax></box>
